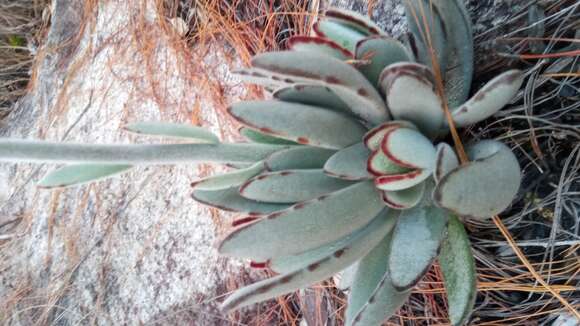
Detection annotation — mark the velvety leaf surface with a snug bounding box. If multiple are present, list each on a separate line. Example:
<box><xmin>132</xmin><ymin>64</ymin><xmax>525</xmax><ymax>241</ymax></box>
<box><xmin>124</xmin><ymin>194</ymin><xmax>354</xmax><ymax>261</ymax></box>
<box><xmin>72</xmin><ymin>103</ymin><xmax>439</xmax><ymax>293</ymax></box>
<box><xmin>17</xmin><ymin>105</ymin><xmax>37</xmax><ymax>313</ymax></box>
<box><xmin>433</xmin><ymin>0</ymin><xmax>474</xmax><ymax>107</ymax></box>
<box><xmin>219</xmin><ymin>181</ymin><xmax>385</xmax><ymax>260</ymax></box>
<box><xmin>367</xmin><ymin>149</ymin><xmax>409</xmax><ymax>177</ymax></box>
<box><xmin>247</xmin><ymin>51</ymin><xmax>389</xmax><ymax>125</ymax></box>
<box><xmin>38</xmin><ymin>164</ymin><xmax>133</xmax><ymax>188</ymax></box>
<box><xmin>324</xmin><ymin>142</ymin><xmax>372</xmax><ymax>180</ymax></box>
<box><xmin>239</xmin><ymin>127</ymin><xmax>298</xmax><ymax>145</ymax></box>
<box><xmin>324</xmin><ymin>8</ymin><xmax>385</xmax><ymax>36</ymax></box>
<box><xmin>388</xmin><ymin>204</ymin><xmax>448</xmax><ymax>290</ymax></box>
<box><xmin>191</xmin><ymin>161</ymin><xmax>264</xmax><ymax>191</ymax></box>
<box><xmin>363</xmin><ymin>121</ymin><xmax>417</xmax><ymax>150</ymax></box>
<box><xmin>314</xmin><ymin>20</ymin><xmax>366</xmax><ymax>52</ymax></box>
<box><xmin>124</xmin><ymin>122</ymin><xmax>220</xmax><ymax>143</ymax></box>
<box><xmin>434</xmin><ymin>142</ymin><xmax>459</xmax><ymax>182</ymax></box>
<box><xmin>270</xmin><ymin>209</ymin><xmax>395</xmax><ymax>274</ymax></box>
<box><xmin>381</xmin><ymin>126</ymin><xmax>437</xmax><ymax>169</ymax></box>
<box><xmin>287</xmin><ymin>36</ymin><xmax>353</xmax><ymax>60</ymax></box>
<box><xmin>374</xmin><ymin>169</ymin><xmax>430</xmax><ymax>191</ymax></box>
<box><xmin>346</xmin><ymin>229</ymin><xmax>392</xmax><ymax>324</ymax></box>
<box><xmin>380</xmin><ymin>182</ymin><xmax>425</xmax><ymax>209</ymax></box>
<box><xmin>229</xmin><ymin>100</ymin><xmax>366</xmax><ymax>149</ymax></box>
<box><xmin>404</xmin><ymin>0</ymin><xmax>448</xmax><ymax>76</ymax></box>
<box><xmin>220</xmin><ymin>208</ymin><xmax>397</xmax><ymax>312</ymax></box>
<box><xmin>452</xmin><ymin>70</ymin><xmax>524</xmax><ymax>127</ymax></box>
<box><xmin>191</xmin><ymin>187</ymin><xmax>290</xmax><ymax>214</ymax></box>
<box><xmin>355</xmin><ymin>37</ymin><xmax>411</xmax><ymax>86</ymax></box>
<box><xmin>239</xmin><ymin>169</ymin><xmax>354</xmax><ymax>203</ymax></box>
<box><xmin>0</xmin><ymin>140</ymin><xmax>285</xmax><ymax>164</ymax></box>
<box><xmin>265</xmin><ymin>147</ymin><xmax>336</xmax><ymax>171</ymax></box>
<box><xmin>439</xmin><ymin>215</ymin><xmax>477</xmax><ymax>326</ymax></box>
<box><xmin>273</xmin><ymin>85</ymin><xmax>351</xmax><ymax>114</ymax></box>
<box><xmin>380</xmin><ymin>62</ymin><xmax>444</xmax><ymax>137</ymax></box>
<box><xmin>433</xmin><ymin>140</ymin><xmax>521</xmax><ymax>219</ymax></box>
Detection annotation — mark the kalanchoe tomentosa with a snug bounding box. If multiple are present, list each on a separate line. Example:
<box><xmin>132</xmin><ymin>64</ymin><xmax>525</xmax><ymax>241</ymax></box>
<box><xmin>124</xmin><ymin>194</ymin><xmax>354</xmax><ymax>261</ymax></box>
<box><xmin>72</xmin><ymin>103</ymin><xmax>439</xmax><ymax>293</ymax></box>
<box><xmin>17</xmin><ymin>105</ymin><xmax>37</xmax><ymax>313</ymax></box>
<box><xmin>0</xmin><ymin>1</ymin><xmax>524</xmax><ymax>325</ymax></box>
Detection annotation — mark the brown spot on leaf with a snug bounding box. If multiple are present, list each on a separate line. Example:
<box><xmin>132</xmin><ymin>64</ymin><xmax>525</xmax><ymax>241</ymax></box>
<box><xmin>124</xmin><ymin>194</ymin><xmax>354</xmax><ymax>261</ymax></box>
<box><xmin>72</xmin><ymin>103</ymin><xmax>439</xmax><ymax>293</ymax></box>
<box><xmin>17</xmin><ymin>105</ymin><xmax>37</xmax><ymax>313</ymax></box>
<box><xmin>232</xmin><ymin>216</ymin><xmax>259</xmax><ymax>227</ymax></box>
<box><xmin>307</xmin><ymin>263</ymin><xmax>319</xmax><ymax>271</ymax></box>
<box><xmin>357</xmin><ymin>88</ymin><xmax>368</xmax><ymax>97</ymax></box>
<box><xmin>267</xmin><ymin>211</ymin><xmax>283</xmax><ymax>219</ymax></box>
<box><xmin>280</xmin><ymin>275</ymin><xmax>293</xmax><ymax>283</ymax></box>
<box><xmin>325</xmin><ymin>76</ymin><xmax>342</xmax><ymax>84</ymax></box>
<box><xmin>297</xmin><ymin>137</ymin><xmax>310</xmax><ymax>144</ymax></box>
<box><xmin>334</xmin><ymin>249</ymin><xmax>345</xmax><ymax>258</ymax></box>
<box><xmin>250</xmin><ymin>261</ymin><xmax>269</xmax><ymax>269</ymax></box>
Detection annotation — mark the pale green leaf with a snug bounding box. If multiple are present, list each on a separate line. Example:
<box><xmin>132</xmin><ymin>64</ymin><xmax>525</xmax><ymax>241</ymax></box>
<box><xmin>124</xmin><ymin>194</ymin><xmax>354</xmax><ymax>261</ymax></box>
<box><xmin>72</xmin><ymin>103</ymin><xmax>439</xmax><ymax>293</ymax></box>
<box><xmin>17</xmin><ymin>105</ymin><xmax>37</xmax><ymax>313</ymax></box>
<box><xmin>265</xmin><ymin>147</ymin><xmax>336</xmax><ymax>171</ymax></box>
<box><xmin>355</xmin><ymin>36</ymin><xmax>411</xmax><ymax>86</ymax></box>
<box><xmin>288</xmin><ymin>36</ymin><xmax>353</xmax><ymax>60</ymax></box>
<box><xmin>123</xmin><ymin>122</ymin><xmax>220</xmax><ymax>143</ymax></box>
<box><xmin>273</xmin><ymin>85</ymin><xmax>351</xmax><ymax>115</ymax></box>
<box><xmin>38</xmin><ymin>164</ymin><xmax>132</xmax><ymax>188</ymax></box>
<box><xmin>324</xmin><ymin>142</ymin><xmax>372</xmax><ymax>180</ymax></box>
<box><xmin>191</xmin><ymin>187</ymin><xmax>290</xmax><ymax>214</ymax></box>
<box><xmin>191</xmin><ymin>161</ymin><xmax>264</xmax><ymax>191</ymax></box>
<box><xmin>239</xmin><ymin>127</ymin><xmax>297</xmax><ymax>145</ymax></box>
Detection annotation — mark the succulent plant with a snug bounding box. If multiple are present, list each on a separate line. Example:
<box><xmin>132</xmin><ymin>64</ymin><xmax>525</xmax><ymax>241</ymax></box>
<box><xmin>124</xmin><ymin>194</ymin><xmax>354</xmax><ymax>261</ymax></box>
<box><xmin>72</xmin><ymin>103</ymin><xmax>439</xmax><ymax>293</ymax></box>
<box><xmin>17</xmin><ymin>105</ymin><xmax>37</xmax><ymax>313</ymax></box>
<box><xmin>0</xmin><ymin>2</ymin><xmax>525</xmax><ymax>325</ymax></box>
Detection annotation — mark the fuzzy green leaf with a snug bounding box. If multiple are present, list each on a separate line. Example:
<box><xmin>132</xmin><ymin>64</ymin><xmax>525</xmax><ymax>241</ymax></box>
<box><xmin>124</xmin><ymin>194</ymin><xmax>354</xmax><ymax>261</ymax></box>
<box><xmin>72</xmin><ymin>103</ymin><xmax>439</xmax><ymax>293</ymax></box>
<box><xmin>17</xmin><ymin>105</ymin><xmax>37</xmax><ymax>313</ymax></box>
<box><xmin>434</xmin><ymin>143</ymin><xmax>459</xmax><ymax>182</ymax></box>
<box><xmin>404</xmin><ymin>0</ymin><xmax>448</xmax><ymax>77</ymax></box>
<box><xmin>313</xmin><ymin>20</ymin><xmax>366</xmax><ymax>52</ymax></box>
<box><xmin>265</xmin><ymin>147</ymin><xmax>336</xmax><ymax>171</ymax></box>
<box><xmin>243</xmin><ymin>51</ymin><xmax>389</xmax><ymax>125</ymax></box>
<box><xmin>287</xmin><ymin>36</ymin><xmax>353</xmax><ymax>60</ymax></box>
<box><xmin>220</xmin><ymin>208</ymin><xmax>397</xmax><ymax>312</ymax></box>
<box><xmin>451</xmin><ymin>70</ymin><xmax>524</xmax><ymax>127</ymax></box>
<box><xmin>363</xmin><ymin>121</ymin><xmax>418</xmax><ymax>150</ymax></box>
<box><xmin>0</xmin><ymin>140</ymin><xmax>285</xmax><ymax>164</ymax></box>
<box><xmin>355</xmin><ymin>36</ymin><xmax>411</xmax><ymax>86</ymax></box>
<box><xmin>191</xmin><ymin>161</ymin><xmax>264</xmax><ymax>191</ymax></box>
<box><xmin>219</xmin><ymin>181</ymin><xmax>385</xmax><ymax>260</ymax></box>
<box><xmin>239</xmin><ymin>169</ymin><xmax>354</xmax><ymax>203</ymax></box>
<box><xmin>367</xmin><ymin>148</ymin><xmax>409</xmax><ymax>177</ymax></box>
<box><xmin>433</xmin><ymin>140</ymin><xmax>521</xmax><ymax>219</ymax></box>
<box><xmin>380</xmin><ymin>62</ymin><xmax>444</xmax><ymax>137</ymax></box>
<box><xmin>433</xmin><ymin>0</ymin><xmax>474</xmax><ymax>107</ymax></box>
<box><xmin>123</xmin><ymin>122</ymin><xmax>220</xmax><ymax>143</ymax></box>
<box><xmin>270</xmin><ymin>208</ymin><xmax>396</xmax><ymax>274</ymax></box>
<box><xmin>388</xmin><ymin>204</ymin><xmax>448</xmax><ymax>290</ymax></box>
<box><xmin>324</xmin><ymin>8</ymin><xmax>385</xmax><ymax>36</ymax></box>
<box><xmin>324</xmin><ymin>142</ymin><xmax>372</xmax><ymax>181</ymax></box>
<box><xmin>380</xmin><ymin>182</ymin><xmax>425</xmax><ymax>209</ymax></box>
<box><xmin>228</xmin><ymin>101</ymin><xmax>366</xmax><ymax>149</ymax></box>
<box><xmin>273</xmin><ymin>85</ymin><xmax>351</xmax><ymax>115</ymax></box>
<box><xmin>346</xmin><ymin>229</ymin><xmax>393</xmax><ymax>324</ymax></box>
<box><xmin>191</xmin><ymin>187</ymin><xmax>290</xmax><ymax>214</ymax></box>
<box><xmin>439</xmin><ymin>215</ymin><xmax>477</xmax><ymax>326</ymax></box>
<box><xmin>38</xmin><ymin>164</ymin><xmax>133</xmax><ymax>188</ymax></box>
<box><xmin>381</xmin><ymin>126</ymin><xmax>437</xmax><ymax>170</ymax></box>
<box><xmin>374</xmin><ymin>169</ymin><xmax>430</xmax><ymax>191</ymax></box>
<box><xmin>239</xmin><ymin>127</ymin><xmax>297</xmax><ymax>145</ymax></box>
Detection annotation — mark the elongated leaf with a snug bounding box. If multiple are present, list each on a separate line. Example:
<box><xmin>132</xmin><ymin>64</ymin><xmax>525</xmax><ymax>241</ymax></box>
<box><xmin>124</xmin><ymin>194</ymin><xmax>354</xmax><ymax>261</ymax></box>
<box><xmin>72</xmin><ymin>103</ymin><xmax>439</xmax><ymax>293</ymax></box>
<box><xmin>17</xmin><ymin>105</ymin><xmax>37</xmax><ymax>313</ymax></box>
<box><xmin>367</xmin><ymin>149</ymin><xmax>409</xmax><ymax>177</ymax></box>
<box><xmin>220</xmin><ymin>209</ymin><xmax>397</xmax><ymax>312</ymax></box>
<box><xmin>439</xmin><ymin>215</ymin><xmax>477</xmax><ymax>326</ymax></box>
<box><xmin>265</xmin><ymin>147</ymin><xmax>336</xmax><ymax>171</ymax></box>
<box><xmin>324</xmin><ymin>142</ymin><xmax>372</xmax><ymax>180</ymax></box>
<box><xmin>433</xmin><ymin>0</ymin><xmax>473</xmax><ymax>107</ymax></box>
<box><xmin>219</xmin><ymin>181</ymin><xmax>385</xmax><ymax>260</ymax></box>
<box><xmin>287</xmin><ymin>36</ymin><xmax>353</xmax><ymax>60</ymax></box>
<box><xmin>346</xmin><ymin>229</ymin><xmax>392</xmax><ymax>324</ymax></box>
<box><xmin>404</xmin><ymin>0</ymin><xmax>448</xmax><ymax>77</ymax></box>
<box><xmin>38</xmin><ymin>164</ymin><xmax>133</xmax><ymax>188</ymax></box>
<box><xmin>273</xmin><ymin>85</ymin><xmax>351</xmax><ymax>115</ymax></box>
<box><xmin>240</xmin><ymin>169</ymin><xmax>353</xmax><ymax>203</ymax></box>
<box><xmin>239</xmin><ymin>127</ymin><xmax>297</xmax><ymax>145</ymax></box>
<box><xmin>123</xmin><ymin>122</ymin><xmax>220</xmax><ymax>143</ymax></box>
<box><xmin>451</xmin><ymin>70</ymin><xmax>524</xmax><ymax>127</ymax></box>
<box><xmin>325</xmin><ymin>8</ymin><xmax>385</xmax><ymax>36</ymax></box>
<box><xmin>350</xmin><ymin>264</ymin><xmax>411</xmax><ymax>325</ymax></box>
<box><xmin>0</xmin><ymin>140</ymin><xmax>285</xmax><ymax>164</ymax></box>
<box><xmin>380</xmin><ymin>62</ymin><xmax>444</xmax><ymax>137</ymax></box>
<box><xmin>243</xmin><ymin>51</ymin><xmax>389</xmax><ymax>125</ymax></box>
<box><xmin>381</xmin><ymin>126</ymin><xmax>437</xmax><ymax>169</ymax></box>
<box><xmin>355</xmin><ymin>36</ymin><xmax>411</xmax><ymax>86</ymax></box>
<box><xmin>191</xmin><ymin>161</ymin><xmax>264</xmax><ymax>191</ymax></box>
<box><xmin>434</xmin><ymin>143</ymin><xmax>459</xmax><ymax>182</ymax></box>
<box><xmin>229</xmin><ymin>101</ymin><xmax>366</xmax><ymax>149</ymax></box>
<box><xmin>381</xmin><ymin>182</ymin><xmax>425</xmax><ymax>209</ymax></box>
<box><xmin>191</xmin><ymin>187</ymin><xmax>290</xmax><ymax>214</ymax></box>
<box><xmin>388</xmin><ymin>204</ymin><xmax>448</xmax><ymax>290</ymax></box>
<box><xmin>363</xmin><ymin>121</ymin><xmax>417</xmax><ymax>150</ymax></box>
<box><xmin>313</xmin><ymin>20</ymin><xmax>366</xmax><ymax>52</ymax></box>
<box><xmin>270</xmin><ymin>209</ymin><xmax>396</xmax><ymax>274</ymax></box>
<box><xmin>433</xmin><ymin>140</ymin><xmax>521</xmax><ymax>219</ymax></box>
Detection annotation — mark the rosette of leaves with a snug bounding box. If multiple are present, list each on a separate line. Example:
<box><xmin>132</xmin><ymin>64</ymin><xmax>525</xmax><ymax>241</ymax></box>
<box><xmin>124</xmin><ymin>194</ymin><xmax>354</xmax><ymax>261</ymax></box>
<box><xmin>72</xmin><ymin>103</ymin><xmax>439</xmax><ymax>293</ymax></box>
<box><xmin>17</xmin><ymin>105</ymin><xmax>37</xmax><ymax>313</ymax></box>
<box><xmin>0</xmin><ymin>2</ymin><xmax>525</xmax><ymax>326</ymax></box>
